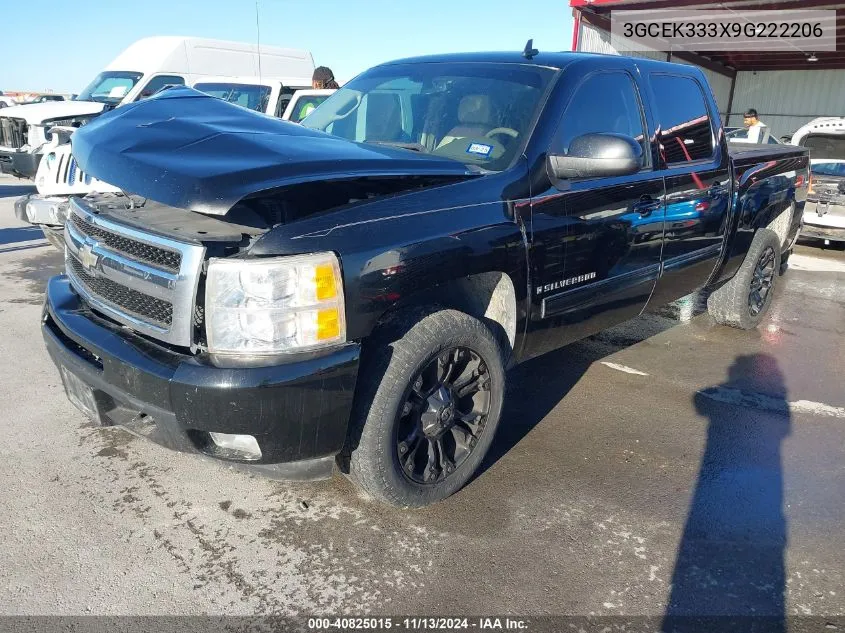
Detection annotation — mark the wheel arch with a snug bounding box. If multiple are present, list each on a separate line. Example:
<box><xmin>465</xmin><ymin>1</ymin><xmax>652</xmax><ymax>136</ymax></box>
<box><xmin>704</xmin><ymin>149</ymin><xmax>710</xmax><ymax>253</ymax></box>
<box><xmin>371</xmin><ymin>271</ymin><xmax>519</xmax><ymax>361</ymax></box>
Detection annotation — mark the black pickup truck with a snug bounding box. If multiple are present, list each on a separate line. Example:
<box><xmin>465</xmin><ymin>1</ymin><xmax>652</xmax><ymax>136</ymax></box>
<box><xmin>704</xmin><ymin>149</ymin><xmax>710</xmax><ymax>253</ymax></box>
<box><xmin>42</xmin><ymin>50</ymin><xmax>809</xmax><ymax>507</ymax></box>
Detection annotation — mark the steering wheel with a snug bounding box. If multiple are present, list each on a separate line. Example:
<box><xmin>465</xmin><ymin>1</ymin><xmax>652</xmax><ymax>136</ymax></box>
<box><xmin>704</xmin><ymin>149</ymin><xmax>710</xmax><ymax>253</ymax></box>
<box><xmin>486</xmin><ymin>127</ymin><xmax>519</xmax><ymax>140</ymax></box>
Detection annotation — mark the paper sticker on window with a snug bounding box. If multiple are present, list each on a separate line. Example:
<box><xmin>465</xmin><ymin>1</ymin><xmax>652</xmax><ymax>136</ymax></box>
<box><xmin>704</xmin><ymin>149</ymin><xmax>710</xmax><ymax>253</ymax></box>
<box><xmin>466</xmin><ymin>143</ymin><xmax>493</xmax><ymax>157</ymax></box>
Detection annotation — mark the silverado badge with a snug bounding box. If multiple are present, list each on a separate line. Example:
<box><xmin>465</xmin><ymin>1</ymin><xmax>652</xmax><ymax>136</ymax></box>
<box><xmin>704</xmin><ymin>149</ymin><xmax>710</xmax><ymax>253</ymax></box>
<box><xmin>536</xmin><ymin>272</ymin><xmax>597</xmax><ymax>295</ymax></box>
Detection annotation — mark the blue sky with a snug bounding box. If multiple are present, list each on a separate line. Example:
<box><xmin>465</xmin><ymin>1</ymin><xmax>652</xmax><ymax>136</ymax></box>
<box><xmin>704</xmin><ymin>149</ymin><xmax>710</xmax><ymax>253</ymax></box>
<box><xmin>2</xmin><ymin>0</ymin><xmax>574</xmax><ymax>93</ymax></box>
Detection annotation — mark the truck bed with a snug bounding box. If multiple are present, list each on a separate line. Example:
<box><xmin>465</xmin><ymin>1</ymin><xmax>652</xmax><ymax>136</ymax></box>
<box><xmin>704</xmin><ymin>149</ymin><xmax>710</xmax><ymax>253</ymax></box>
<box><xmin>727</xmin><ymin>143</ymin><xmax>808</xmax><ymax>167</ymax></box>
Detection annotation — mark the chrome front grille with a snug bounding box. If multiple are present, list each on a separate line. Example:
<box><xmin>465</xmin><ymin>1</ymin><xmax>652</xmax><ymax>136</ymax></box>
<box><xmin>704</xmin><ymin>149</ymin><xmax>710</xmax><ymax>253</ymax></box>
<box><xmin>0</xmin><ymin>117</ymin><xmax>27</xmax><ymax>149</ymax></box>
<box><xmin>67</xmin><ymin>256</ymin><xmax>174</xmax><ymax>326</ymax></box>
<box><xmin>69</xmin><ymin>213</ymin><xmax>182</xmax><ymax>272</ymax></box>
<box><xmin>64</xmin><ymin>198</ymin><xmax>205</xmax><ymax>346</ymax></box>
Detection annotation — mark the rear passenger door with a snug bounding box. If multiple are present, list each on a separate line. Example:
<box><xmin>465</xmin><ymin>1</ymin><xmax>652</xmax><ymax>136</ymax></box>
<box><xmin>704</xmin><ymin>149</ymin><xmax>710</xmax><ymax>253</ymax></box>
<box><xmin>646</xmin><ymin>73</ymin><xmax>732</xmax><ymax>306</ymax></box>
<box><xmin>529</xmin><ymin>67</ymin><xmax>666</xmax><ymax>352</ymax></box>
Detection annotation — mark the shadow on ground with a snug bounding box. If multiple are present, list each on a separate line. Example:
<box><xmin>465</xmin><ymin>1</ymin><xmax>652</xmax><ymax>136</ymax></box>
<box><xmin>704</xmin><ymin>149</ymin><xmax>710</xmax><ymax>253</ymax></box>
<box><xmin>0</xmin><ymin>226</ymin><xmax>46</xmax><ymax>247</ymax></box>
<box><xmin>0</xmin><ymin>183</ymin><xmax>35</xmax><ymax>198</ymax></box>
<box><xmin>479</xmin><ymin>291</ymin><xmax>710</xmax><ymax>477</ymax></box>
<box><xmin>3</xmin><ymin>248</ymin><xmax>63</xmax><ymax>303</ymax></box>
<box><xmin>662</xmin><ymin>353</ymin><xmax>789</xmax><ymax>632</ymax></box>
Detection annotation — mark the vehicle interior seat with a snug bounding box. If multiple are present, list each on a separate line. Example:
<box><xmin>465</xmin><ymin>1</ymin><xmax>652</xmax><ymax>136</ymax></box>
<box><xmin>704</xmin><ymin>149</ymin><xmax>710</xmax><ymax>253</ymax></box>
<box><xmin>365</xmin><ymin>93</ymin><xmax>407</xmax><ymax>142</ymax></box>
<box><xmin>437</xmin><ymin>94</ymin><xmax>493</xmax><ymax>148</ymax></box>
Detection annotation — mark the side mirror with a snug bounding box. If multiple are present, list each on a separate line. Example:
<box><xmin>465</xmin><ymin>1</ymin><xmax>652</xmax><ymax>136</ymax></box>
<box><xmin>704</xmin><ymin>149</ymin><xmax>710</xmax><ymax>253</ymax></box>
<box><xmin>548</xmin><ymin>133</ymin><xmax>643</xmax><ymax>180</ymax></box>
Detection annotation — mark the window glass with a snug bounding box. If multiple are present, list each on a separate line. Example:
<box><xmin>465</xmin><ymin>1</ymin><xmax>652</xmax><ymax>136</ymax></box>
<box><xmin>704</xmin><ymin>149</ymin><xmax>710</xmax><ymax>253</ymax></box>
<box><xmin>650</xmin><ymin>75</ymin><xmax>714</xmax><ymax>165</ymax></box>
<box><xmin>726</xmin><ymin>127</ymin><xmax>780</xmax><ymax>145</ymax></box>
<box><xmin>726</xmin><ymin>127</ymin><xmax>748</xmax><ymax>141</ymax></box>
<box><xmin>193</xmin><ymin>83</ymin><xmax>271</xmax><ymax>112</ymax></box>
<box><xmin>136</xmin><ymin>75</ymin><xmax>185</xmax><ymax>101</ymax></box>
<box><xmin>552</xmin><ymin>72</ymin><xmax>646</xmax><ymax>156</ymax></box>
<box><xmin>289</xmin><ymin>95</ymin><xmax>331</xmax><ymax>123</ymax></box>
<box><xmin>276</xmin><ymin>95</ymin><xmax>292</xmax><ymax>118</ymax></box>
<box><xmin>811</xmin><ymin>162</ymin><xmax>845</xmax><ymax>177</ymax></box>
<box><xmin>77</xmin><ymin>72</ymin><xmax>143</xmax><ymax>105</ymax></box>
<box><xmin>803</xmin><ymin>134</ymin><xmax>845</xmax><ymax>162</ymax></box>
<box><xmin>302</xmin><ymin>62</ymin><xmax>554</xmax><ymax>172</ymax></box>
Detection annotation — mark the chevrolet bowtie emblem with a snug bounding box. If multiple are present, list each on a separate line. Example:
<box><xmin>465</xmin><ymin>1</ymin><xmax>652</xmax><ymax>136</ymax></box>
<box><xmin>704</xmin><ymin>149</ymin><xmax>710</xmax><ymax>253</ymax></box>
<box><xmin>79</xmin><ymin>242</ymin><xmax>100</xmax><ymax>272</ymax></box>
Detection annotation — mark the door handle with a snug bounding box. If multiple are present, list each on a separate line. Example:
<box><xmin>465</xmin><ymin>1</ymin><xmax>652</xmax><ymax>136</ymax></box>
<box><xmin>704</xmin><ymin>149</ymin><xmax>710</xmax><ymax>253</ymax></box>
<box><xmin>633</xmin><ymin>195</ymin><xmax>662</xmax><ymax>216</ymax></box>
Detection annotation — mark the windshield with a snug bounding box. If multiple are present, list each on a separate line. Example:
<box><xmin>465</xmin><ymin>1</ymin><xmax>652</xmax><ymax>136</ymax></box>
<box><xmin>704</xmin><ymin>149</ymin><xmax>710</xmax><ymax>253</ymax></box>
<box><xmin>804</xmin><ymin>134</ymin><xmax>845</xmax><ymax>162</ymax></box>
<box><xmin>811</xmin><ymin>162</ymin><xmax>845</xmax><ymax>177</ymax></box>
<box><xmin>78</xmin><ymin>71</ymin><xmax>143</xmax><ymax>104</ymax></box>
<box><xmin>302</xmin><ymin>62</ymin><xmax>555</xmax><ymax>171</ymax></box>
<box><xmin>193</xmin><ymin>83</ymin><xmax>271</xmax><ymax>113</ymax></box>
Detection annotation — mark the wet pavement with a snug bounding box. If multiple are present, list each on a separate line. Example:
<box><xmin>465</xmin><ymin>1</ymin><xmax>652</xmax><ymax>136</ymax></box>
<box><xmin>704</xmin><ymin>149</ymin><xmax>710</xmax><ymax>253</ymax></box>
<box><xmin>0</xmin><ymin>175</ymin><xmax>843</xmax><ymax>618</ymax></box>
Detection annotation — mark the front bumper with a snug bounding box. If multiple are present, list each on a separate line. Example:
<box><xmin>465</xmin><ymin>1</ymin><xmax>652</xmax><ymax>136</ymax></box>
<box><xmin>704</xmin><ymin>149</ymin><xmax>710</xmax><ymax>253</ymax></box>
<box><xmin>15</xmin><ymin>194</ymin><xmax>71</xmax><ymax>251</ymax></box>
<box><xmin>0</xmin><ymin>149</ymin><xmax>41</xmax><ymax>179</ymax></box>
<box><xmin>43</xmin><ymin>275</ymin><xmax>360</xmax><ymax>480</ymax></box>
<box><xmin>14</xmin><ymin>193</ymin><xmax>68</xmax><ymax>224</ymax></box>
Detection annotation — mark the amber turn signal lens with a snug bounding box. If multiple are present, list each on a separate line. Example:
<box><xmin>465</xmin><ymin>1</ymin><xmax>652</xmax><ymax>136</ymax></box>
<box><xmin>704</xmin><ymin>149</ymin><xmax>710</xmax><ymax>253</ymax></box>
<box><xmin>316</xmin><ymin>308</ymin><xmax>341</xmax><ymax>340</ymax></box>
<box><xmin>314</xmin><ymin>263</ymin><xmax>338</xmax><ymax>300</ymax></box>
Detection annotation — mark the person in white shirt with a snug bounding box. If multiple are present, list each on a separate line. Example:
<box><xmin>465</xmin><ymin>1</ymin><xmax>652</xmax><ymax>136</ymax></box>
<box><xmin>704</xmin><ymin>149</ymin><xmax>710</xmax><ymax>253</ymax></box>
<box><xmin>743</xmin><ymin>108</ymin><xmax>770</xmax><ymax>143</ymax></box>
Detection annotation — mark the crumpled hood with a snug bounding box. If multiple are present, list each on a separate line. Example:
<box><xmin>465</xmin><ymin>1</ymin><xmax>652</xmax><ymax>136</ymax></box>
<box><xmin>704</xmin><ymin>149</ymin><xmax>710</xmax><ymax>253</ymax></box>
<box><xmin>0</xmin><ymin>100</ymin><xmax>106</xmax><ymax>124</ymax></box>
<box><xmin>71</xmin><ymin>86</ymin><xmax>473</xmax><ymax>215</ymax></box>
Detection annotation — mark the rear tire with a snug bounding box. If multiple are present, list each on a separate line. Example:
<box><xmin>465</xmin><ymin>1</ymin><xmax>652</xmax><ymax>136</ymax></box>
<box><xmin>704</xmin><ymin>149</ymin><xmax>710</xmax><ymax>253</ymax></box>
<box><xmin>707</xmin><ymin>229</ymin><xmax>781</xmax><ymax>330</ymax></box>
<box><xmin>343</xmin><ymin>308</ymin><xmax>506</xmax><ymax>507</ymax></box>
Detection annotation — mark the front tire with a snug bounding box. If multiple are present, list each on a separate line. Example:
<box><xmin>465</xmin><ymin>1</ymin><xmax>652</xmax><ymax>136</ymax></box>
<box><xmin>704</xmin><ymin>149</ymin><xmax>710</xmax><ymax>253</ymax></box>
<box><xmin>344</xmin><ymin>308</ymin><xmax>506</xmax><ymax>507</ymax></box>
<box><xmin>707</xmin><ymin>229</ymin><xmax>781</xmax><ymax>330</ymax></box>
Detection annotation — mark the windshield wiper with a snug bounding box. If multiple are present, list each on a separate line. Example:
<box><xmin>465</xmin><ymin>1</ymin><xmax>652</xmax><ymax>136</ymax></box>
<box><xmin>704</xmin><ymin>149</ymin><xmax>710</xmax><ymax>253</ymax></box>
<box><xmin>368</xmin><ymin>141</ymin><xmax>429</xmax><ymax>153</ymax></box>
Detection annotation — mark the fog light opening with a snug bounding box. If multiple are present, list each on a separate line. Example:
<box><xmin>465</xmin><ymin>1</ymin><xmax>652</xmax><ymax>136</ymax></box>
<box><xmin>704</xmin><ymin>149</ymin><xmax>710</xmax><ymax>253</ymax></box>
<box><xmin>208</xmin><ymin>432</ymin><xmax>262</xmax><ymax>460</ymax></box>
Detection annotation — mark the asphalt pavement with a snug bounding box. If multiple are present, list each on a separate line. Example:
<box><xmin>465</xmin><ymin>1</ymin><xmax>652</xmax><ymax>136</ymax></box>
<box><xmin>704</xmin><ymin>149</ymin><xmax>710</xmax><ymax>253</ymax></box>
<box><xmin>0</xmin><ymin>175</ymin><xmax>843</xmax><ymax>620</ymax></box>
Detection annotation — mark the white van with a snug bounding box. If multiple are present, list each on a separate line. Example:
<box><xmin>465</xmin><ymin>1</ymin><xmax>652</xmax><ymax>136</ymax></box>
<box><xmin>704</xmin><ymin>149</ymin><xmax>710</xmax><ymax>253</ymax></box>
<box><xmin>0</xmin><ymin>37</ymin><xmax>314</xmax><ymax>179</ymax></box>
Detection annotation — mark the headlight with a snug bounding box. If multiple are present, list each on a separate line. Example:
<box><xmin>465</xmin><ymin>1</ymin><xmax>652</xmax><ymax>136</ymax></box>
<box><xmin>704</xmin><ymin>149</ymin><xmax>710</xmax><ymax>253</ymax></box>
<box><xmin>205</xmin><ymin>252</ymin><xmax>346</xmax><ymax>358</ymax></box>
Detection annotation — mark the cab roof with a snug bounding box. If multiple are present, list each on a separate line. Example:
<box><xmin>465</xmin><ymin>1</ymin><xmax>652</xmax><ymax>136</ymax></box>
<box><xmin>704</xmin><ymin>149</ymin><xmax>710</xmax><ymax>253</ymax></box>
<box><xmin>379</xmin><ymin>51</ymin><xmax>585</xmax><ymax>69</ymax></box>
<box><xmin>376</xmin><ymin>50</ymin><xmax>704</xmax><ymax>75</ymax></box>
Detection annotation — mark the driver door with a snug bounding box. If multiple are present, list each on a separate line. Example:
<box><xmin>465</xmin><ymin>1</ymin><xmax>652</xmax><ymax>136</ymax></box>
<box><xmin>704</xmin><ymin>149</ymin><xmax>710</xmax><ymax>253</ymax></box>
<box><xmin>527</xmin><ymin>68</ymin><xmax>666</xmax><ymax>355</ymax></box>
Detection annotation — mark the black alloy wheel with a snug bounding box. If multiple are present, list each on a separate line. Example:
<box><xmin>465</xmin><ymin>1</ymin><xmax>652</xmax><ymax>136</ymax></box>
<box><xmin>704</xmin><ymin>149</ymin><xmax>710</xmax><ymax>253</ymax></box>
<box><xmin>395</xmin><ymin>347</ymin><xmax>491</xmax><ymax>485</ymax></box>
<box><xmin>749</xmin><ymin>245</ymin><xmax>776</xmax><ymax>316</ymax></box>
